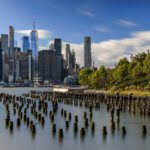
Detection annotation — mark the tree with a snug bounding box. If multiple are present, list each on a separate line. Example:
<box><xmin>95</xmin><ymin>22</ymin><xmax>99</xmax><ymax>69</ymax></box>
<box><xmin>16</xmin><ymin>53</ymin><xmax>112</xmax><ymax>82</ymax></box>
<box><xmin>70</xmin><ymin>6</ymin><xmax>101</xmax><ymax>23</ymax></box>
<box><xmin>78</xmin><ymin>69</ymin><xmax>93</xmax><ymax>86</ymax></box>
<box><xmin>91</xmin><ymin>66</ymin><xmax>107</xmax><ymax>89</ymax></box>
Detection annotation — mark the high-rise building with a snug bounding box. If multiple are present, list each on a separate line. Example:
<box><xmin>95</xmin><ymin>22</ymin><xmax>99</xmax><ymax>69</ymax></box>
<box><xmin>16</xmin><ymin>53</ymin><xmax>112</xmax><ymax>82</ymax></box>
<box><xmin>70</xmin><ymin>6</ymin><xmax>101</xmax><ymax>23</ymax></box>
<box><xmin>66</xmin><ymin>44</ymin><xmax>70</xmax><ymax>66</ymax></box>
<box><xmin>30</xmin><ymin>22</ymin><xmax>38</xmax><ymax>72</ymax></box>
<box><xmin>8</xmin><ymin>26</ymin><xmax>15</xmax><ymax>82</ymax></box>
<box><xmin>0</xmin><ymin>40</ymin><xmax>3</xmax><ymax>81</ymax></box>
<box><xmin>1</xmin><ymin>34</ymin><xmax>8</xmax><ymax>52</ymax></box>
<box><xmin>84</xmin><ymin>36</ymin><xmax>92</xmax><ymax>68</ymax></box>
<box><xmin>19</xmin><ymin>50</ymin><xmax>33</xmax><ymax>81</ymax></box>
<box><xmin>54</xmin><ymin>38</ymin><xmax>61</xmax><ymax>56</ymax></box>
<box><xmin>54</xmin><ymin>38</ymin><xmax>62</xmax><ymax>82</ymax></box>
<box><xmin>8</xmin><ymin>26</ymin><xmax>14</xmax><ymax>58</ymax></box>
<box><xmin>38</xmin><ymin>50</ymin><xmax>57</xmax><ymax>83</ymax></box>
<box><xmin>22</xmin><ymin>36</ymin><xmax>30</xmax><ymax>52</ymax></box>
<box><xmin>1</xmin><ymin>34</ymin><xmax>9</xmax><ymax>82</ymax></box>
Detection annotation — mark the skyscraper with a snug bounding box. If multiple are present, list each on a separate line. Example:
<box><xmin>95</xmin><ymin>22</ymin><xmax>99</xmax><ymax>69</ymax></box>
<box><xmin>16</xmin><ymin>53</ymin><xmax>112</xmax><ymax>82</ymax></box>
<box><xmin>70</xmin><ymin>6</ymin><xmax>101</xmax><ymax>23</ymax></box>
<box><xmin>54</xmin><ymin>38</ymin><xmax>62</xmax><ymax>82</ymax></box>
<box><xmin>1</xmin><ymin>34</ymin><xmax>8</xmax><ymax>53</ymax></box>
<box><xmin>66</xmin><ymin>44</ymin><xmax>70</xmax><ymax>66</ymax></box>
<box><xmin>0</xmin><ymin>40</ymin><xmax>3</xmax><ymax>81</ymax></box>
<box><xmin>22</xmin><ymin>36</ymin><xmax>30</xmax><ymax>52</ymax></box>
<box><xmin>30</xmin><ymin>22</ymin><xmax>38</xmax><ymax>72</ymax></box>
<box><xmin>54</xmin><ymin>38</ymin><xmax>61</xmax><ymax>56</ymax></box>
<box><xmin>38</xmin><ymin>50</ymin><xmax>57</xmax><ymax>83</ymax></box>
<box><xmin>1</xmin><ymin>34</ymin><xmax>9</xmax><ymax>82</ymax></box>
<box><xmin>8</xmin><ymin>26</ymin><xmax>15</xmax><ymax>82</ymax></box>
<box><xmin>84</xmin><ymin>36</ymin><xmax>92</xmax><ymax>68</ymax></box>
<box><xmin>8</xmin><ymin>26</ymin><xmax>14</xmax><ymax>58</ymax></box>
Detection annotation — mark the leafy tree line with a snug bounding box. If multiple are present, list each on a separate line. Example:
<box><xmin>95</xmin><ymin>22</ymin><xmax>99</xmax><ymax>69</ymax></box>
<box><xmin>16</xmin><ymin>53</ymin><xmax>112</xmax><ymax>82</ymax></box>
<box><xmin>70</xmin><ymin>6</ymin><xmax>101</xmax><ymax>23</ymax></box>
<box><xmin>79</xmin><ymin>51</ymin><xmax>150</xmax><ymax>90</ymax></box>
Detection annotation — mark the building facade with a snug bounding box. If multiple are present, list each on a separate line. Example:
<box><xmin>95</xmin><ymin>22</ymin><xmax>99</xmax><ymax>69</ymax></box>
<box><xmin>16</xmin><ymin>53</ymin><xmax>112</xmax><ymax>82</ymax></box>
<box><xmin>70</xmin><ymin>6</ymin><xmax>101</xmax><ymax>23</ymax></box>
<box><xmin>8</xmin><ymin>26</ymin><xmax>15</xmax><ymax>82</ymax></box>
<box><xmin>30</xmin><ymin>24</ymin><xmax>38</xmax><ymax>73</ymax></box>
<box><xmin>54</xmin><ymin>38</ymin><xmax>62</xmax><ymax>82</ymax></box>
<box><xmin>0</xmin><ymin>41</ymin><xmax>3</xmax><ymax>81</ymax></box>
<box><xmin>1</xmin><ymin>34</ymin><xmax>9</xmax><ymax>82</ymax></box>
<box><xmin>84</xmin><ymin>36</ymin><xmax>92</xmax><ymax>68</ymax></box>
<box><xmin>22</xmin><ymin>36</ymin><xmax>30</xmax><ymax>52</ymax></box>
<box><xmin>38</xmin><ymin>50</ymin><xmax>57</xmax><ymax>83</ymax></box>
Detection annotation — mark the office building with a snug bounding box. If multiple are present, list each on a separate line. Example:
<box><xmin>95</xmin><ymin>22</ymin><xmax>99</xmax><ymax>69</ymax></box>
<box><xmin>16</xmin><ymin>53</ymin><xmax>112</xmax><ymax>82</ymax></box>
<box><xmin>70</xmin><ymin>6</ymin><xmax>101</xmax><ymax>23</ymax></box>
<box><xmin>30</xmin><ymin>22</ymin><xmax>38</xmax><ymax>72</ymax></box>
<box><xmin>1</xmin><ymin>34</ymin><xmax>9</xmax><ymax>82</ymax></box>
<box><xmin>8</xmin><ymin>26</ymin><xmax>15</xmax><ymax>82</ymax></box>
<box><xmin>38</xmin><ymin>50</ymin><xmax>57</xmax><ymax>83</ymax></box>
<box><xmin>18</xmin><ymin>50</ymin><xmax>33</xmax><ymax>81</ymax></box>
<box><xmin>84</xmin><ymin>36</ymin><xmax>92</xmax><ymax>68</ymax></box>
<box><xmin>0</xmin><ymin>41</ymin><xmax>3</xmax><ymax>81</ymax></box>
<box><xmin>54</xmin><ymin>38</ymin><xmax>62</xmax><ymax>82</ymax></box>
<box><xmin>22</xmin><ymin>36</ymin><xmax>30</xmax><ymax>52</ymax></box>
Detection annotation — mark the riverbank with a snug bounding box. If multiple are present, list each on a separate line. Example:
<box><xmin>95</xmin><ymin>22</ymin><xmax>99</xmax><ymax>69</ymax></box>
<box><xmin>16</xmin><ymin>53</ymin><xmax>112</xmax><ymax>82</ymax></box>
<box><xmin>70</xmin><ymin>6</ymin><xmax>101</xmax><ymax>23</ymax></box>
<box><xmin>83</xmin><ymin>89</ymin><xmax>150</xmax><ymax>96</ymax></box>
<box><xmin>108</xmin><ymin>90</ymin><xmax>150</xmax><ymax>96</ymax></box>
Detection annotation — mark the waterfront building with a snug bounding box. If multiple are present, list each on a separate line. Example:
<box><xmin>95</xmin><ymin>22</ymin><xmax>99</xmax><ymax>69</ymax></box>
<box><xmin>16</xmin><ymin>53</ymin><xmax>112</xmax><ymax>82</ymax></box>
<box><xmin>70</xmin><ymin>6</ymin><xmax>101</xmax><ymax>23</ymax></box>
<box><xmin>22</xmin><ymin>36</ymin><xmax>30</xmax><ymax>52</ymax></box>
<box><xmin>38</xmin><ymin>50</ymin><xmax>57</xmax><ymax>83</ymax></box>
<box><xmin>84</xmin><ymin>36</ymin><xmax>92</xmax><ymax>68</ymax></box>
<box><xmin>17</xmin><ymin>50</ymin><xmax>33</xmax><ymax>82</ymax></box>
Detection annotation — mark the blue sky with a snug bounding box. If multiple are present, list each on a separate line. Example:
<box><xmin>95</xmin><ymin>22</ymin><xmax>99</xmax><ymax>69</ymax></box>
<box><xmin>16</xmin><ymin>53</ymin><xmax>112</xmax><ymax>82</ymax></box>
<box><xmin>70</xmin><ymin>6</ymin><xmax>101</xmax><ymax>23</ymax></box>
<box><xmin>0</xmin><ymin>0</ymin><xmax>150</xmax><ymax>67</ymax></box>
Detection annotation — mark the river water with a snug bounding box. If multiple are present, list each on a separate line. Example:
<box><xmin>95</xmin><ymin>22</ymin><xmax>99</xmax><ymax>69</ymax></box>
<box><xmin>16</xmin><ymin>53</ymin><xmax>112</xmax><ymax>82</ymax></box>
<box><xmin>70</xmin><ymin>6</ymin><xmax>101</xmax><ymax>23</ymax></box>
<box><xmin>0</xmin><ymin>87</ymin><xmax>149</xmax><ymax>150</ymax></box>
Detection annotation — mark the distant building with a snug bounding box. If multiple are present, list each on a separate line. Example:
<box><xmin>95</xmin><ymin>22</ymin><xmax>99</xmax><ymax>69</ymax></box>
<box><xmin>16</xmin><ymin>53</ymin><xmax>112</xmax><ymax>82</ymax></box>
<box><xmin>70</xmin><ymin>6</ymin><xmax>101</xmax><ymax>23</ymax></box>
<box><xmin>54</xmin><ymin>38</ymin><xmax>62</xmax><ymax>82</ymax></box>
<box><xmin>84</xmin><ymin>36</ymin><xmax>92</xmax><ymax>68</ymax></box>
<box><xmin>0</xmin><ymin>41</ymin><xmax>3</xmax><ymax>81</ymax></box>
<box><xmin>65</xmin><ymin>44</ymin><xmax>77</xmax><ymax>75</ymax></box>
<box><xmin>30</xmin><ymin>22</ymin><xmax>38</xmax><ymax>73</ymax></box>
<box><xmin>8</xmin><ymin>26</ymin><xmax>15</xmax><ymax>82</ymax></box>
<box><xmin>18</xmin><ymin>50</ymin><xmax>33</xmax><ymax>82</ymax></box>
<box><xmin>64</xmin><ymin>75</ymin><xmax>78</xmax><ymax>86</ymax></box>
<box><xmin>8</xmin><ymin>26</ymin><xmax>14</xmax><ymax>58</ymax></box>
<box><xmin>1</xmin><ymin>34</ymin><xmax>9</xmax><ymax>82</ymax></box>
<box><xmin>38</xmin><ymin>50</ymin><xmax>57</xmax><ymax>83</ymax></box>
<box><xmin>22</xmin><ymin>36</ymin><xmax>30</xmax><ymax>52</ymax></box>
<box><xmin>1</xmin><ymin>34</ymin><xmax>8</xmax><ymax>53</ymax></box>
<box><xmin>54</xmin><ymin>38</ymin><xmax>61</xmax><ymax>55</ymax></box>
<box><xmin>65</xmin><ymin>44</ymin><xmax>70</xmax><ymax>66</ymax></box>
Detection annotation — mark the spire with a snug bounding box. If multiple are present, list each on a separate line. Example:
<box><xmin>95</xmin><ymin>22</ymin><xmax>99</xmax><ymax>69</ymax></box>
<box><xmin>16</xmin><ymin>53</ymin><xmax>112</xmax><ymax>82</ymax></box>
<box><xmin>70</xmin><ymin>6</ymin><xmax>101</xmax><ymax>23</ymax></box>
<box><xmin>33</xmin><ymin>19</ymin><xmax>36</xmax><ymax>30</ymax></box>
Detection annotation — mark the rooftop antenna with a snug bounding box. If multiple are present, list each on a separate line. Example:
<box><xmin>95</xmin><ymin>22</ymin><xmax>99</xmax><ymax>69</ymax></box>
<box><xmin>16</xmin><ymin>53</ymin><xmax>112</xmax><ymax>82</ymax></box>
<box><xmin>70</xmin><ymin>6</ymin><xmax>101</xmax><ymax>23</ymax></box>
<box><xmin>33</xmin><ymin>18</ymin><xmax>36</xmax><ymax>30</ymax></box>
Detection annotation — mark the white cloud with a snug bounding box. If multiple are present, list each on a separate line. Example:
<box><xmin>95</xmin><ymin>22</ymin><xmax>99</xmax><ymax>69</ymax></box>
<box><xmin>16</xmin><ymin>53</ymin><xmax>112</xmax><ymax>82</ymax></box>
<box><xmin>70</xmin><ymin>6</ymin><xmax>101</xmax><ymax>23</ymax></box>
<box><xmin>62</xmin><ymin>30</ymin><xmax>150</xmax><ymax>67</ymax></box>
<box><xmin>95</xmin><ymin>26</ymin><xmax>111</xmax><ymax>33</ymax></box>
<box><xmin>16</xmin><ymin>29</ymin><xmax>50</xmax><ymax>39</ymax></box>
<box><xmin>78</xmin><ymin>9</ymin><xmax>95</xmax><ymax>17</ymax></box>
<box><xmin>39</xmin><ymin>30</ymin><xmax>150</xmax><ymax>68</ymax></box>
<box><xmin>117</xmin><ymin>19</ymin><xmax>137</xmax><ymax>26</ymax></box>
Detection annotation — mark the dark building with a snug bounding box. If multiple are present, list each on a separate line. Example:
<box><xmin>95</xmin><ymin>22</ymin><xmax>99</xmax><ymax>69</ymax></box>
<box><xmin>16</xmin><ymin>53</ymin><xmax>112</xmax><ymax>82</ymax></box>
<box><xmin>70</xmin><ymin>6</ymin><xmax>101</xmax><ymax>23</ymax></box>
<box><xmin>38</xmin><ymin>50</ymin><xmax>57</xmax><ymax>83</ymax></box>
<box><xmin>18</xmin><ymin>50</ymin><xmax>33</xmax><ymax>81</ymax></box>
<box><xmin>54</xmin><ymin>38</ymin><xmax>62</xmax><ymax>56</ymax></box>
<box><xmin>22</xmin><ymin>36</ymin><xmax>30</xmax><ymax>52</ymax></box>
<box><xmin>84</xmin><ymin>36</ymin><xmax>92</xmax><ymax>68</ymax></box>
<box><xmin>0</xmin><ymin>41</ymin><xmax>3</xmax><ymax>81</ymax></box>
<box><xmin>54</xmin><ymin>38</ymin><xmax>62</xmax><ymax>82</ymax></box>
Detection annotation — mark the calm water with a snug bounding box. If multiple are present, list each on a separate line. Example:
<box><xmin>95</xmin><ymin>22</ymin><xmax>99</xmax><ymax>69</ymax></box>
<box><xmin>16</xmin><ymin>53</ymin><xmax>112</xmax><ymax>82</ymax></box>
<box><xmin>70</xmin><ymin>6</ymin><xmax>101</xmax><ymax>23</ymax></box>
<box><xmin>0</xmin><ymin>88</ymin><xmax>149</xmax><ymax>150</ymax></box>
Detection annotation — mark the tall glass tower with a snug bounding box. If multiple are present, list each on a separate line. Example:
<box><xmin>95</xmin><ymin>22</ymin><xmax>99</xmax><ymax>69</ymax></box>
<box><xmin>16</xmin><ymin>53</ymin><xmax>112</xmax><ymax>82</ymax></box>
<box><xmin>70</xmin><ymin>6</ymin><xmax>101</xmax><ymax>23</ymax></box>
<box><xmin>30</xmin><ymin>22</ymin><xmax>38</xmax><ymax>72</ymax></box>
<box><xmin>22</xmin><ymin>36</ymin><xmax>30</xmax><ymax>52</ymax></box>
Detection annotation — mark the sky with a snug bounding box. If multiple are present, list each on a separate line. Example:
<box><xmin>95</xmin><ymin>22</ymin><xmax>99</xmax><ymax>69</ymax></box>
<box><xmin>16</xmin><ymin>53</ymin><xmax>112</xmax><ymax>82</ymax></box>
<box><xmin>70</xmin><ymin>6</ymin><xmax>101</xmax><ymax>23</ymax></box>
<box><xmin>0</xmin><ymin>0</ymin><xmax>150</xmax><ymax>67</ymax></box>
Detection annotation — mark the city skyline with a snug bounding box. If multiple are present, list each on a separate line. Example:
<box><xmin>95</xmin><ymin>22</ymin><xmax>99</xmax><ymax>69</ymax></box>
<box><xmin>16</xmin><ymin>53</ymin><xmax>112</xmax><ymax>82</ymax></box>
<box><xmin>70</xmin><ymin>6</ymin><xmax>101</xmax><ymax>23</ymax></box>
<box><xmin>1</xmin><ymin>0</ymin><xmax>150</xmax><ymax>67</ymax></box>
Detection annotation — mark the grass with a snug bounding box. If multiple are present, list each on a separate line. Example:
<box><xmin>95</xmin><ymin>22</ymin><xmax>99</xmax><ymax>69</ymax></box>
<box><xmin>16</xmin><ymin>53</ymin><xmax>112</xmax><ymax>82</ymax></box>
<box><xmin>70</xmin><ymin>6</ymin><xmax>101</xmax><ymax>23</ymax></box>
<box><xmin>108</xmin><ymin>90</ymin><xmax>150</xmax><ymax>96</ymax></box>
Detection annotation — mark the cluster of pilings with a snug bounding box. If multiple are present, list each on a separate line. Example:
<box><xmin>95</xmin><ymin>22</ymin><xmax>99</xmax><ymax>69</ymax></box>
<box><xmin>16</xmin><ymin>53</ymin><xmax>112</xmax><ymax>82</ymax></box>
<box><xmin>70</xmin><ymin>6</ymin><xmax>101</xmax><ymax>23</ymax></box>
<box><xmin>0</xmin><ymin>91</ymin><xmax>149</xmax><ymax>141</ymax></box>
